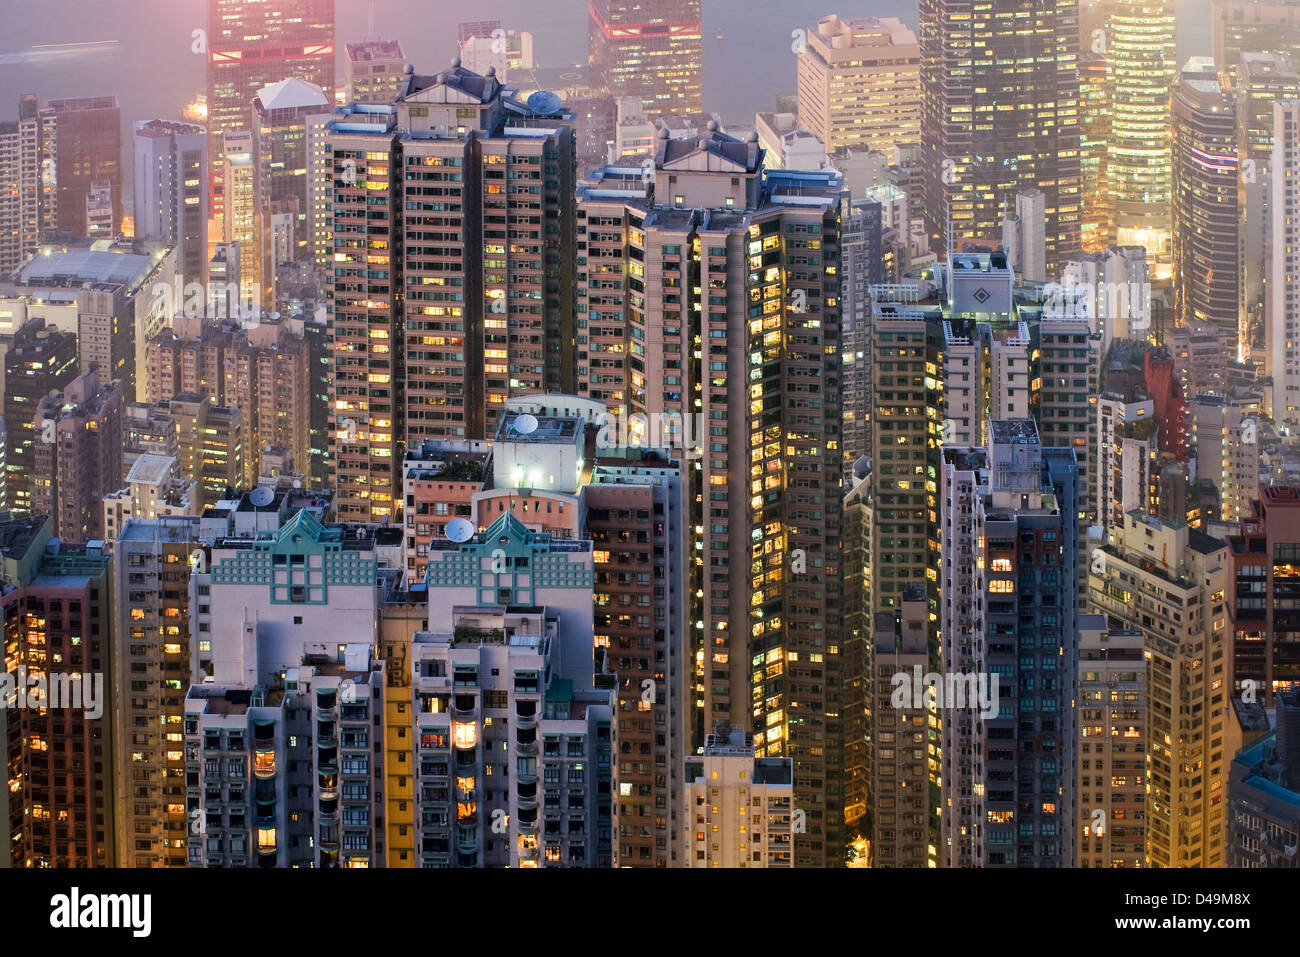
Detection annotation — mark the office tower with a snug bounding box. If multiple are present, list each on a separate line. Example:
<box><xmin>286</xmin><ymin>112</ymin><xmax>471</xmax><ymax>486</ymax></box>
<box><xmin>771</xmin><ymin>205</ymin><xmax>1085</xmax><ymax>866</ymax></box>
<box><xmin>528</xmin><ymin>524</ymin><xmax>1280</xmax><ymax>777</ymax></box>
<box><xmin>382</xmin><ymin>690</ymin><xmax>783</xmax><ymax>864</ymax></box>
<box><xmin>1236</xmin><ymin>54</ymin><xmax>1298</xmax><ymax>358</ymax></box>
<box><xmin>326</xmin><ymin>67</ymin><xmax>577</xmax><ymax>523</ymax></box>
<box><xmin>1212</xmin><ymin>0</ymin><xmax>1300</xmax><ymax>79</ymax></box>
<box><xmin>0</xmin><ymin>516</ymin><xmax>114</xmax><ymax>866</ymax></box>
<box><xmin>221</xmin><ymin>131</ymin><xmax>259</xmax><ymax>307</ymax></box>
<box><xmin>871</xmin><ymin>586</ymin><xmax>931</xmax><ymax>867</ymax></box>
<box><xmin>1106</xmin><ymin>0</ymin><xmax>1176</xmax><ymax>265</ymax></box>
<box><xmin>1090</xmin><ymin>511</ymin><xmax>1230</xmax><ymax>867</ymax></box>
<box><xmin>414</xmin><ymin>510</ymin><xmax>611</xmax><ymax>867</ymax></box>
<box><xmin>187</xmin><ymin>510</ymin><xmax>385</xmax><ymax>868</ymax></box>
<box><xmin>682</xmin><ymin>725</ymin><xmax>795</xmax><ymax>867</ymax></box>
<box><xmin>1227</xmin><ymin>486</ymin><xmax>1300</xmax><ymax>703</ymax></box>
<box><xmin>1076</xmin><ymin>615</ymin><xmax>1147</xmax><ymax>868</ymax></box>
<box><xmin>102</xmin><ymin>454</ymin><xmax>200</xmax><ymax>541</ymax></box>
<box><xmin>147</xmin><ymin>310</ymin><xmax>311</xmax><ymax>491</ymax></box>
<box><xmin>1079</xmin><ymin>50</ymin><xmax>1112</xmax><ymax>252</ymax></box>
<box><xmin>1189</xmin><ymin>394</ymin><xmax>1260</xmax><ymax>523</ymax></box>
<box><xmin>32</xmin><ymin>367</ymin><xmax>123</xmax><ymax>543</ymax></box>
<box><xmin>1097</xmin><ymin>391</ymin><xmax>1158</xmax><ymax>532</ymax></box>
<box><xmin>920</xmin><ymin>0</ymin><xmax>1081</xmax><ymax>270</ymax></box>
<box><xmin>3</xmin><ymin>319</ymin><xmax>78</xmax><ymax>513</ymax></box>
<box><xmin>1171</xmin><ymin>59</ymin><xmax>1241</xmax><ymax>350</ymax></box>
<box><xmin>1002</xmin><ymin>190</ymin><xmax>1046</xmax><ymax>285</ymax></box>
<box><xmin>206</xmin><ymin>0</ymin><xmax>335</xmax><ymax>223</ymax></box>
<box><xmin>44</xmin><ymin>97</ymin><xmax>121</xmax><ymax>237</ymax></box>
<box><xmin>459</xmin><ymin>22</ymin><xmax>535</xmax><ymax>83</ymax></box>
<box><xmin>252</xmin><ymin>78</ymin><xmax>333</xmax><ymax>283</ymax></box>
<box><xmin>578</xmin><ymin>136</ymin><xmax>846</xmax><ymax>866</ymax></box>
<box><xmin>1228</xmin><ymin>689</ymin><xmax>1300</xmax><ymax>866</ymax></box>
<box><xmin>588</xmin><ymin>0</ymin><xmax>703</xmax><ymax>117</ymax></box>
<box><xmin>945</xmin><ymin>422</ymin><xmax>1080</xmax><ymax>867</ymax></box>
<box><xmin>795</xmin><ymin>15</ymin><xmax>922</xmax><ymax>155</ymax></box>
<box><xmin>1270</xmin><ymin>99</ymin><xmax>1300</xmax><ymax>430</ymax></box>
<box><xmin>2</xmin><ymin>237</ymin><xmax>177</xmax><ymax>403</ymax></box>
<box><xmin>169</xmin><ymin>394</ymin><xmax>245</xmax><ymax>505</ymax></box>
<box><xmin>111</xmin><ymin>516</ymin><xmax>203</xmax><ymax>867</ymax></box>
<box><xmin>344</xmin><ymin>38</ymin><xmax>407</xmax><ymax>104</ymax></box>
<box><xmin>0</xmin><ymin>95</ymin><xmax>57</xmax><ymax>276</ymax></box>
<box><xmin>842</xmin><ymin>195</ymin><xmax>884</xmax><ymax>480</ymax></box>
<box><xmin>134</xmin><ymin>120</ymin><xmax>209</xmax><ymax>288</ymax></box>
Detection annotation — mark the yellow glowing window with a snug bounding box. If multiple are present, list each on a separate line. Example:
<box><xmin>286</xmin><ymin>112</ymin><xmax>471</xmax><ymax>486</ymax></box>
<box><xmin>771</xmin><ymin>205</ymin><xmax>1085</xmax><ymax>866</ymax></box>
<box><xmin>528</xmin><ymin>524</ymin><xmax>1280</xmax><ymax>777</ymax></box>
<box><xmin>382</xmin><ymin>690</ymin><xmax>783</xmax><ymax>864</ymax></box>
<box><xmin>990</xmin><ymin>559</ymin><xmax>1013</xmax><ymax>572</ymax></box>
<box><xmin>988</xmin><ymin>580</ymin><xmax>1014</xmax><ymax>594</ymax></box>
<box><xmin>453</xmin><ymin>723</ymin><xmax>477</xmax><ymax>749</ymax></box>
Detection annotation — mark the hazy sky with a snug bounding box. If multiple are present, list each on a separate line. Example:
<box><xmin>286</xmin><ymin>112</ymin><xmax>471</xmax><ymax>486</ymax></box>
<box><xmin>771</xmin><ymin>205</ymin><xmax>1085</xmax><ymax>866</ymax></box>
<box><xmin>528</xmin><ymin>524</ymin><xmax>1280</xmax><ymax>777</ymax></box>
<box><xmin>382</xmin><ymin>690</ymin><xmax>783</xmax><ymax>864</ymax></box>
<box><xmin>0</xmin><ymin>0</ymin><xmax>1214</xmax><ymax>128</ymax></box>
<box><xmin>0</xmin><ymin>0</ymin><xmax>1212</xmax><ymax>209</ymax></box>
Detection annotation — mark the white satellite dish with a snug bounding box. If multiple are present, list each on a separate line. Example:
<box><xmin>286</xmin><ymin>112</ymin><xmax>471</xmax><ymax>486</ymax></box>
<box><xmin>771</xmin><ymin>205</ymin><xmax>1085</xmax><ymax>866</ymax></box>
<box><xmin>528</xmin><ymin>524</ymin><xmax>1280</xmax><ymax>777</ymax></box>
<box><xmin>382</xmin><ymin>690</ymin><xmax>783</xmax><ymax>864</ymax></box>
<box><xmin>514</xmin><ymin>413</ymin><xmax>539</xmax><ymax>435</ymax></box>
<box><xmin>445</xmin><ymin>518</ymin><xmax>475</xmax><ymax>543</ymax></box>
<box><xmin>249</xmin><ymin>486</ymin><xmax>275</xmax><ymax>508</ymax></box>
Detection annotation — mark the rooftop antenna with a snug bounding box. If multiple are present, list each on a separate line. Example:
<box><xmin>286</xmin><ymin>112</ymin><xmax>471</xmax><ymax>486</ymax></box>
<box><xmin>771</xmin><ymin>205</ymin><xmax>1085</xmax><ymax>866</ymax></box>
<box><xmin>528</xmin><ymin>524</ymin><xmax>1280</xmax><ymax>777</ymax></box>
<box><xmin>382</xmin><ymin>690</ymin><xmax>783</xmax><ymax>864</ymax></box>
<box><xmin>368</xmin><ymin>0</ymin><xmax>376</xmax><ymax>37</ymax></box>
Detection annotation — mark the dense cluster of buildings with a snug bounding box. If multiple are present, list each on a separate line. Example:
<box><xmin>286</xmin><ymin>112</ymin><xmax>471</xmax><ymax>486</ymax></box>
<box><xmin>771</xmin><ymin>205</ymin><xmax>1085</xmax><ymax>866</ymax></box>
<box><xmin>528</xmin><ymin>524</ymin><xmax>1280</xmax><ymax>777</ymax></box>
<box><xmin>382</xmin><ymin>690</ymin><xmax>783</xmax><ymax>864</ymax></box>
<box><xmin>3</xmin><ymin>0</ymin><xmax>1300</xmax><ymax>870</ymax></box>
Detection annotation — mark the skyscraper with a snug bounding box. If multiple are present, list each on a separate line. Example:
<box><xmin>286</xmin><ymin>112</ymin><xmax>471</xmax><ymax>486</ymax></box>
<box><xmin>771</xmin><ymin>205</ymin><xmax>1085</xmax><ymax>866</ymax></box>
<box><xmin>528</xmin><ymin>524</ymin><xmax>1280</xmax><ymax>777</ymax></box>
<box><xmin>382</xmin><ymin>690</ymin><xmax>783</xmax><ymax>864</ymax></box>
<box><xmin>577</xmin><ymin>131</ymin><xmax>846</xmax><ymax>866</ymax></box>
<box><xmin>1</xmin><ymin>516</ymin><xmax>115</xmax><ymax>867</ymax></box>
<box><xmin>252</xmin><ymin>78</ymin><xmax>333</xmax><ymax>284</ymax></box>
<box><xmin>795</xmin><ymin>15</ymin><xmax>922</xmax><ymax>155</ymax></box>
<box><xmin>1076</xmin><ymin>614</ymin><xmax>1147</xmax><ymax>868</ymax></box>
<box><xmin>588</xmin><ymin>0</ymin><xmax>703</xmax><ymax>117</ymax></box>
<box><xmin>3</xmin><ymin>319</ymin><xmax>78</xmax><ymax>514</ymax></box>
<box><xmin>146</xmin><ymin>314</ymin><xmax>312</xmax><ymax>489</ymax></box>
<box><xmin>1089</xmin><ymin>511</ymin><xmax>1230</xmax><ymax>867</ymax></box>
<box><xmin>1235</xmin><ymin>53</ymin><xmax>1298</xmax><ymax>358</ymax></box>
<box><xmin>326</xmin><ymin>65</ymin><xmax>576</xmax><ymax>522</ymax></box>
<box><xmin>32</xmin><ymin>367</ymin><xmax>124</xmax><ymax>543</ymax></box>
<box><xmin>682</xmin><ymin>726</ymin><xmax>795</xmax><ymax>867</ymax></box>
<box><xmin>43</xmin><ymin>97</ymin><xmax>122</xmax><ymax>238</ymax></box>
<box><xmin>205</xmin><ymin>0</ymin><xmax>336</xmax><ymax>225</ymax></box>
<box><xmin>1171</xmin><ymin>58</ymin><xmax>1240</xmax><ymax>350</ymax></box>
<box><xmin>1269</xmin><ymin>99</ymin><xmax>1300</xmax><ymax>430</ymax></box>
<box><xmin>344</xmin><ymin>38</ymin><xmax>407</xmax><ymax>104</ymax></box>
<box><xmin>111</xmin><ymin>516</ymin><xmax>204</xmax><ymax>868</ymax></box>
<box><xmin>920</xmin><ymin>0</ymin><xmax>1081</xmax><ymax>270</ymax></box>
<box><xmin>134</xmin><ymin>120</ymin><xmax>209</xmax><ymax>288</ymax></box>
<box><xmin>1106</xmin><ymin>0</ymin><xmax>1177</xmax><ymax>268</ymax></box>
<box><xmin>1212</xmin><ymin>0</ymin><xmax>1300</xmax><ymax>80</ymax></box>
<box><xmin>0</xmin><ymin>95</ymin><xmax>57</xmax><ymax>277</ymax></box>
<box><xmin>943</xmin><ymin>421</ymin><xmax>1080</xmax><ymax>867</ymax></box>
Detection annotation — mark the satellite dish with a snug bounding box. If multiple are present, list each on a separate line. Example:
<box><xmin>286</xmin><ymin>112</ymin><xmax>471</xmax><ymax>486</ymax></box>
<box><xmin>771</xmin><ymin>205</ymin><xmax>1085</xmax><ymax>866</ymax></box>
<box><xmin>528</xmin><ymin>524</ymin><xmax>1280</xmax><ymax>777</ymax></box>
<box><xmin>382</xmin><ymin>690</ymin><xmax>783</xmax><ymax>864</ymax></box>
<box><xmin>249</xmin><ymin>486</ymin><xmax>275</xmax><ymax>507</ymax></box>
<box><xmin>514</xmin><ymin>413</ymin><xmax>539</xmax><ymax>435</ymax></box>
<box><xmin>445</xmin><ymin>518</ymin><xmax>475</xmax><ymax>543</ymax></box>
<box><xmin>527</xmin><ymin>90</ymin><xmax>562</xmax><ymax>116</ymax></box>
<box><xmin>292</xmin><ymin>478</ymin><xmax>302</xmax><ymax>489</ymax></box>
